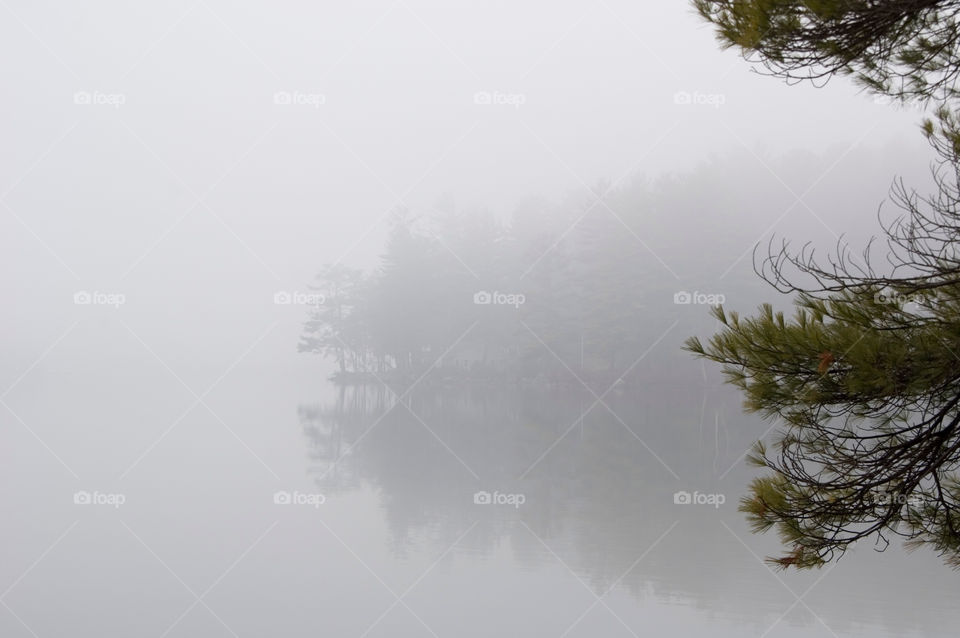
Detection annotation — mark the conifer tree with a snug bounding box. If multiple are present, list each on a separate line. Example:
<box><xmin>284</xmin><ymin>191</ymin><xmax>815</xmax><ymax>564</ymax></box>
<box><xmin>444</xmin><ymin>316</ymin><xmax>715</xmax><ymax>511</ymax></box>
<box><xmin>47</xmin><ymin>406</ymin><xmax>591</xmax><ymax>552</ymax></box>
<box><xmin>695</xmin><ymin>0</ymin><xmax>960</xmax><ymax>103</ymax></box>
<box><xmin>692</xmin><ymin>0</ymin><xmax>960</xmax><ymax>568</ymax></box>
<box><xmin>687</xmin><ymin>105</ymin><xmax>960</xmax><ymax>570</ymax></box>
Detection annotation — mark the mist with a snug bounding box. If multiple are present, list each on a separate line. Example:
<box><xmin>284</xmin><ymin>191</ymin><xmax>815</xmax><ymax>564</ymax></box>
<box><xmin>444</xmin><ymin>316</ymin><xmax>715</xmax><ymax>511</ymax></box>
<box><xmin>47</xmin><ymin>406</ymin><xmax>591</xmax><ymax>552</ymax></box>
<box><xmin>2</xmin><ymin>1</ymin><xmax>956</xmax><ymax>636</ymax></box>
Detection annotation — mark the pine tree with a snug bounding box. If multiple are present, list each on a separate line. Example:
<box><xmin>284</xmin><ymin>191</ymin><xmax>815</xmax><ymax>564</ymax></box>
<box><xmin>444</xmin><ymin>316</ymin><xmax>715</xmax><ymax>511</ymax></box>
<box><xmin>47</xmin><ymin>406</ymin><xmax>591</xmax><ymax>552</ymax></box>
<box><xmin>695</xmin><ymin>0</ymin><xmax>960</xmax><ymax>103</ymax></box>
<box><xmin>687</xmin><ymin>113</ymin><xmax>960</xmax><ymax>568</ymax></box>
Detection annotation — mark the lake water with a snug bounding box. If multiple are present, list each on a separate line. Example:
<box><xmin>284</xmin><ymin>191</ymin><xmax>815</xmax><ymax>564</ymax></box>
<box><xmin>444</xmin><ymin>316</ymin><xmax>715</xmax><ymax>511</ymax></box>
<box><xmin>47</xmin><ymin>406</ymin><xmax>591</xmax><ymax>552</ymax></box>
<box><xmin>2</xmin><ymin>321</ymin><xmax>957</xmax><ymax>638</ymax></box>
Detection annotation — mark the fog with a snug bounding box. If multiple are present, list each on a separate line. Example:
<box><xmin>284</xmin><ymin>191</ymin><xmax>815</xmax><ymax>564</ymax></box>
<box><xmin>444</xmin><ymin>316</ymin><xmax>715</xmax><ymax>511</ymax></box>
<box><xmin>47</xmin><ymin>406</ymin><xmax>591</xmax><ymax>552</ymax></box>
<box><xmin>2</xmin><ymin>1</ymin><xmax>956</xmax><ymax>637</ymax></box>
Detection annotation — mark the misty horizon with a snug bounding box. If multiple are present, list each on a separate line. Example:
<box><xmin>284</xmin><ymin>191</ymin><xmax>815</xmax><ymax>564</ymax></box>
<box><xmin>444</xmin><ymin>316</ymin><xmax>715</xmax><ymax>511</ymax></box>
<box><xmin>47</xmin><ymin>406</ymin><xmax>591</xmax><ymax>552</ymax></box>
<box><xmin>3</xmin><ymin>2</ymin><xmax>957</xmax><ymax>637</ymax></box>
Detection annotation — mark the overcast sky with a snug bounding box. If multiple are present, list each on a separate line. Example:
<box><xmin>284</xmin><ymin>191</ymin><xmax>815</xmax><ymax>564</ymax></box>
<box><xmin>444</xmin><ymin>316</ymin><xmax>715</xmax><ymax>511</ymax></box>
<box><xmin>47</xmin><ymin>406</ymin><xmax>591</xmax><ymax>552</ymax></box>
<box><xmin>1</xmin><ymin>0</ymin><xmax>935</xmax><ymax>372</ymax></box>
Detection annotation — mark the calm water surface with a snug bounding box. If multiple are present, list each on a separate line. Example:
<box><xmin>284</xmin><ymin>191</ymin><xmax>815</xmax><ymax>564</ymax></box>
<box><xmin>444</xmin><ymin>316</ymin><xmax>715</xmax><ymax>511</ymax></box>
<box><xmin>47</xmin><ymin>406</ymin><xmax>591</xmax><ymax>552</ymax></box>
<box><xmin>2</xmin><ymin>328</ymin><xmax>956</xmax><ymax>637</ymax></box>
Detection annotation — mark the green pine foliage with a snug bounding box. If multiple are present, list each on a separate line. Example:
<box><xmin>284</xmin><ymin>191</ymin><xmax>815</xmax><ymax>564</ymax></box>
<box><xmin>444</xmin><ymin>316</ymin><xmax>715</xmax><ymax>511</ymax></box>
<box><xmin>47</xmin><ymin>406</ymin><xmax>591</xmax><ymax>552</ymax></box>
<box><xmin>695</xmin><ymin>0</ymin><xmax>960</xmax><ymax>104</ymax></box>
<box><xmin>693</xmin><ymin>0</ymin><xmax>960</xmax><ymax>569</ymax></box>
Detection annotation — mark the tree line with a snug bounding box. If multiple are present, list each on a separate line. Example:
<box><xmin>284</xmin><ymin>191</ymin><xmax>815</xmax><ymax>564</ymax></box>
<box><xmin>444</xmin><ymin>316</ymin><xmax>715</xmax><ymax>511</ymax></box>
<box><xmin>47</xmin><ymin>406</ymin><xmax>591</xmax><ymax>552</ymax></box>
<box><xmin>298</xmin><ymin>181</ymin><xmax>740</xmax><ymax>389</ymax></box>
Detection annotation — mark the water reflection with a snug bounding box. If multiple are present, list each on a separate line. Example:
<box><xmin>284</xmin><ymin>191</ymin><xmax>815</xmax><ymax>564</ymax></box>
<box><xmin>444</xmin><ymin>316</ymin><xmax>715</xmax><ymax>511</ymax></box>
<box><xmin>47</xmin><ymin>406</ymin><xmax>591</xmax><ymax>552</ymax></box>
<box><xmin>300</xmin><ymin>382</ymin><xmax>958</xmax><ymax>637</ymax></box>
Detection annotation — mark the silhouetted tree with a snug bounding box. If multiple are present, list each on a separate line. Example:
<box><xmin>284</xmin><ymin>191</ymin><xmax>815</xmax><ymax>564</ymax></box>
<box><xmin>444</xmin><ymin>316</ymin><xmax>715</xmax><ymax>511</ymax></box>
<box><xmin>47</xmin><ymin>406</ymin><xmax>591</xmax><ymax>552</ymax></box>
<box><xmin>299</xmin><ymin>264</ymin><xmax>366</xmax><ymax>375</ymax></box>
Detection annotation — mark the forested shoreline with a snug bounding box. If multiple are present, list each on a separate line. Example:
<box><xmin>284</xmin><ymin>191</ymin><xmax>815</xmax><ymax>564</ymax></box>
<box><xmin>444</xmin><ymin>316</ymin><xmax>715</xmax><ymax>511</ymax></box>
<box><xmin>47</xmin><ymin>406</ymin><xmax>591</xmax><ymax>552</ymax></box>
<box><xmin>297</xmin><ymin>170</ymin><xmax>772</xmax><ymax>388</ymax></box>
